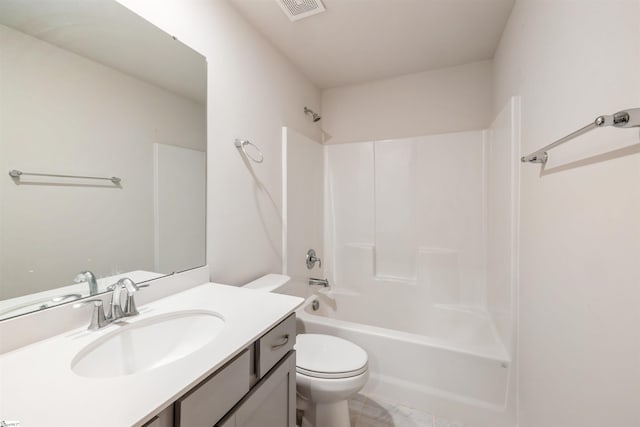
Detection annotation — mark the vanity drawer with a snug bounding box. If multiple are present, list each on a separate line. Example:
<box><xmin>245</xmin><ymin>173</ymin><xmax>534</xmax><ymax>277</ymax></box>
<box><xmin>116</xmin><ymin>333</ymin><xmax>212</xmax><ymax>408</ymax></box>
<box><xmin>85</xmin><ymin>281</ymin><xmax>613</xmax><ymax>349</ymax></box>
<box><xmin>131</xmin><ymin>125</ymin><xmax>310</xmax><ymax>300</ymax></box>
<box><xmin>257</xmin><ymin>314</ymin><xmax>296</xmax><ymax>378</ymax></box>
<box><xmin>175</xmin><ymin>349</ymin><xmax>250</xmax><ymax>427</ymax></box>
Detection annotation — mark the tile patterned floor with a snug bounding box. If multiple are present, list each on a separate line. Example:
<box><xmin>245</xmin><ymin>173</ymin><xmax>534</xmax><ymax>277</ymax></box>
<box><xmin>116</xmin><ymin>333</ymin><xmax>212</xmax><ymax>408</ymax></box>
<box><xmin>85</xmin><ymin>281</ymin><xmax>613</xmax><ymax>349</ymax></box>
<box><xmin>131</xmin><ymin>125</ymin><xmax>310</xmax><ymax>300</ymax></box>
<box><xmin>348</xmin><ymin>394</ymin><xmax>467</xmax><ymax>427</ymax></box>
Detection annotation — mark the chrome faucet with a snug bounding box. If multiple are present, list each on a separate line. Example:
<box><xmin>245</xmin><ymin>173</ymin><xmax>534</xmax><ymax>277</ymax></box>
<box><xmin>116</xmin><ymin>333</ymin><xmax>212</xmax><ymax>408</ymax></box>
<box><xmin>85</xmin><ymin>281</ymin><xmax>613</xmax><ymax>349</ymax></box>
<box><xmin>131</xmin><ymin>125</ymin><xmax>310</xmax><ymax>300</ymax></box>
<box><xmin>74</xmin><ymin>299</ymin><xmax>109</xmax><ymax>330</ymax></box>
<box><xmin>108</xmin><ymin>281</ymin><xmax>125</xmax><ymax>321</ymax></box>
<box><xmin>74</xmin><ymin>278</ymin><xmax>142</xmax><ymax>330</ymax></box>
<box><xmin>308</xmin><ymin>277</ymin><xmax>329</xmax><ymax>287</ymax></box>
<box><xmin>119</xmin><ymin>278</ymin><xmax>140</xmax><ymax>317</ymax></box>
<box><xmin>74</xmin><ymin>271</ymin><xmax>98</xmax><ymax>296</ymax></box>
<box><xmin>108</xmin><ymin>278</ymin><xmax>140</xmax><ymax>321</ymax></box>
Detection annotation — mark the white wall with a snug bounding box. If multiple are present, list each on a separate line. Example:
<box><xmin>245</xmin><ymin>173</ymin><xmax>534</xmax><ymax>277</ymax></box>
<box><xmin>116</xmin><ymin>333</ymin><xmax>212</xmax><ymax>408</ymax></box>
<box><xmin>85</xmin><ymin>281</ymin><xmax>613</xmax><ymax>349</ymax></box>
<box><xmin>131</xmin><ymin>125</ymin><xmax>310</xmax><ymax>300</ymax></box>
<box><xmin>493</xmin><ymin>1</ymin><xmax>640</xmax><ymax>426</ymax></box>
<box><xmin>117</xmin><ymin>0</ymin><xmax>322</xmax><ymax>285</ymax></box>
<box><xmin>0</xmin><ymin>24</ymin><xmax>205</xmax><ymax>299</ymax></box>
<box><xmin>321</xmin><ymin>60</ymin><xmax>492</xmax><ymax>144</ymax></box>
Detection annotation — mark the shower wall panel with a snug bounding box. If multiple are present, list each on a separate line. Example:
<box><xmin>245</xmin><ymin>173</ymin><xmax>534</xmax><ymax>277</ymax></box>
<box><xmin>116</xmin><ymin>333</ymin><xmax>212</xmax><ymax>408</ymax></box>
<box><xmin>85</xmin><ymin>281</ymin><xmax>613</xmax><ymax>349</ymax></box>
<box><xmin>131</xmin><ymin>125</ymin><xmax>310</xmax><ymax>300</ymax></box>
<box><xmin>282</xmin><ymin>127</ymin><xmax>324</xmax><ymax>283</ymax></box>
<box><xmin>324</xmin><ymin>142</ymin><xmax>375</xmax><ymax>288</ymax></box>
<box><xmin>326</xmin><ymin>131</ymin><xmax>487</xmax><ymax>307</ymax></box>
<box><xmin>486</xmin><ymin>97</ymin><xmax>520</xmax><ymax>354</ymax></box>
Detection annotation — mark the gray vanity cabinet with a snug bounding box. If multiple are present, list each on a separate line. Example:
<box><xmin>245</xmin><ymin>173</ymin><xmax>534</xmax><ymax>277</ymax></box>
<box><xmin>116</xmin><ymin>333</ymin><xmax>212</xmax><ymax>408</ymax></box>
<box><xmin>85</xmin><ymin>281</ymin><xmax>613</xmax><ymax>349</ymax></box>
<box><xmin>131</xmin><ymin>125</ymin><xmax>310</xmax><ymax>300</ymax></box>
<box><xmin>175</xmin><ymin>350</ymin><xmax>251</xmax><ymax>427</ymax></box>
<box><xmin>145</xmin><ymin>314</ymin><xmax>297</xmax><ymax>427</ymax></box>
<box><xmin>216</xmin><ymin>351</ymin><xmax>296</xmax><ymax>427</ymax></box>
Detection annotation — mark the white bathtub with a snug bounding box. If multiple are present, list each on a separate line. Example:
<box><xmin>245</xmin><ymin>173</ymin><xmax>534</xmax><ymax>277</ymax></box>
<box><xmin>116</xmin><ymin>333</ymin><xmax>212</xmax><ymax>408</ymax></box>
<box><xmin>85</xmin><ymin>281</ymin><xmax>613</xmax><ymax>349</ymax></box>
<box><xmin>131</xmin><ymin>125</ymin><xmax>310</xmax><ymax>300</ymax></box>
<box><xmin>296</xmin><ymin>288</ymin><xmax>513</xmax><ymax>426</ymax></box>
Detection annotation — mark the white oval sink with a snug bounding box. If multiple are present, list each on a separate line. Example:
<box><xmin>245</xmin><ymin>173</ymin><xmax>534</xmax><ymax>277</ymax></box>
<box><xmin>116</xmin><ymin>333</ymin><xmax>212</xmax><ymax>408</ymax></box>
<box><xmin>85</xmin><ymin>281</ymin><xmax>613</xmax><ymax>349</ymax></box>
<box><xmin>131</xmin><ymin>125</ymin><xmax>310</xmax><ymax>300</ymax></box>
<box><xmin>71</xmin><ymin>310</ymin><xmax>225</xmax><ymax>378</ymax></box>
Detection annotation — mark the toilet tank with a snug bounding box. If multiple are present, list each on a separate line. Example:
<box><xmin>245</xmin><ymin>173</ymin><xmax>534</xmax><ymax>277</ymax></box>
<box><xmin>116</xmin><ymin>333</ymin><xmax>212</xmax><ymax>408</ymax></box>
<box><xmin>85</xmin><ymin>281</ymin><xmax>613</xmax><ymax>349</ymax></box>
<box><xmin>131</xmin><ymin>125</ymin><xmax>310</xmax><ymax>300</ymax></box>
<box><xmin>242</xmin><ymin>274</ymin><xmax>291</xmax><ymax>293</ymax></box>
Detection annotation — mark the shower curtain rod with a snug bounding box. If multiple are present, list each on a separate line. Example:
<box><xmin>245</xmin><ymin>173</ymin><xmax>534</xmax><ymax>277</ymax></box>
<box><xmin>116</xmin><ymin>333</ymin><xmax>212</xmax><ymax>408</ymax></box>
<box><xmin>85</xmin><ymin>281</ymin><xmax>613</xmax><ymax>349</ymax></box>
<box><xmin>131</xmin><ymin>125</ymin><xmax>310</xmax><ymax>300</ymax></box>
<box><xmin>521</xmin><ymin>108</ymin><xmax>640</xmax><ymax>164</ymax></box>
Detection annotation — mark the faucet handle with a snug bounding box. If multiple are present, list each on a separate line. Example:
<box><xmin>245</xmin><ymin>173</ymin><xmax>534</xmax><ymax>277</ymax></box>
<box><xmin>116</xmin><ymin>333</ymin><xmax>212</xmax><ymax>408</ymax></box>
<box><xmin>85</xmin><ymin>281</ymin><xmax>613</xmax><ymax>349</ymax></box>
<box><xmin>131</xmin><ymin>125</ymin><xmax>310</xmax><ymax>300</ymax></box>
<box><xmin>107</xmin><ymin>280</ymin><xmax>128</xmax><ymax>322</ymax></box>
<box><xmin>118</xmin><ymin>277</ymin><xmax>139</xmax><ymax>293</ymax></box>
<box><xmin>306</xmin><ymin>249</ymin><xmax>322</xmax><ymax>269</ymax></box>
<box><xmin>74</xmin><ymin>299</ymin><xmax>109</xmax><ymax>330</ymax></box>
<box><xmin>117</xmin><ymin>278</ymin><xmax>140</xmax><ymax>317</ymax></box>
<box><xmin>107</xmin><ymin>278</ymin><xmax>141</xmax><ymax>292</ymax></box>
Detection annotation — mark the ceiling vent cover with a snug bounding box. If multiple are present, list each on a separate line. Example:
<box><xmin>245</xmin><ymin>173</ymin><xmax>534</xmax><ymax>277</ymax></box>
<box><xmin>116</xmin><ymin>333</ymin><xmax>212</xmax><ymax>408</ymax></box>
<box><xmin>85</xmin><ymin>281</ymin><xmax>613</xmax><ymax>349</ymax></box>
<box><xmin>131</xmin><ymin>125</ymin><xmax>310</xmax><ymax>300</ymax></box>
<box><xmin>276</xmin><ymin>0</ymin><xmax>326</xmax><ymax>22</ymax></box>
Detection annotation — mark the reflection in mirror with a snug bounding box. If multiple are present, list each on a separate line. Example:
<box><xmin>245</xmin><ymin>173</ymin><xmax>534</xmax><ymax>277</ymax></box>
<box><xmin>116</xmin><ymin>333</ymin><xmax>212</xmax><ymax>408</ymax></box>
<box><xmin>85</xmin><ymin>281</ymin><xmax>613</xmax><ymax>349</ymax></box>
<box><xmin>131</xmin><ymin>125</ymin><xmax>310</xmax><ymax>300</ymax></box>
<box><xmin>0</xmin><ymin>0</ymin><xmax>207</xmax><ymax>320</ymax></box>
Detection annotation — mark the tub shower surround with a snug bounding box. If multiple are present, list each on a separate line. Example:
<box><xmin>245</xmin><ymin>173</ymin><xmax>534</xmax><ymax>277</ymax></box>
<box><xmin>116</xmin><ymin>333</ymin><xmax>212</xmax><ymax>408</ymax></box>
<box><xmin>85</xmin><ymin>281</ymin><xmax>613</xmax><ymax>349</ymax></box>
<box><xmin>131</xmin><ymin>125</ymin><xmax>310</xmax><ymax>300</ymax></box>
<box><xmin>299</xmin><ymin>99</ymin><xmax>520</xmax><ymax>427</ymax></box>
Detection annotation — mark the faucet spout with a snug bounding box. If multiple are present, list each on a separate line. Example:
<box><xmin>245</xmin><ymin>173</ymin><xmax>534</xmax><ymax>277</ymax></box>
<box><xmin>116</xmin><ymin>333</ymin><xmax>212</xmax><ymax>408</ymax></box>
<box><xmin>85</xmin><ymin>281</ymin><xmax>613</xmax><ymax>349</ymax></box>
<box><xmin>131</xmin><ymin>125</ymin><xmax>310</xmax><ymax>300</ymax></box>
<box><xmin>308</xmin><ymin>277</ymin><xmax>329</xmax><ymax>287</ymax></box>
<box><xmin>74</xmin><ymin>271</ymin><xmax>98</xmax><ymax>296</ymax></box>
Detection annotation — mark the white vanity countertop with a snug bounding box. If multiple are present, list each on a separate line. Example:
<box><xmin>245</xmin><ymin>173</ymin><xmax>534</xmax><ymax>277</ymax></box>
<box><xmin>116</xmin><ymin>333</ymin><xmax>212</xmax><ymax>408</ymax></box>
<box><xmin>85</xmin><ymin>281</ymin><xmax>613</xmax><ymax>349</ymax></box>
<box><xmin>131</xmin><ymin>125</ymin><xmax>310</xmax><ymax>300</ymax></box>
<box><xmin>0</xmin><ymin>283</ymin><xmax>303</xmax><ymax>427</ymax></box>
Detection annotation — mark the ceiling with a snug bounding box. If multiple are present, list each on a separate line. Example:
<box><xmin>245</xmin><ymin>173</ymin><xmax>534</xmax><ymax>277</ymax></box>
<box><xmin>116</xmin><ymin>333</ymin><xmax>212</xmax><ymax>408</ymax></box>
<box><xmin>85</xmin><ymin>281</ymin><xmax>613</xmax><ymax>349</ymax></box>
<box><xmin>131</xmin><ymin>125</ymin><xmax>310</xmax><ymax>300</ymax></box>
<box><xmin>0</xmin><ymin>0</ymin><xmax>206</xmax><ymax>104</ymax></box>
<box><xmin>229</xmin><ymin>0</ymin><xmax>515</xmax><ymax>89</ymax></box>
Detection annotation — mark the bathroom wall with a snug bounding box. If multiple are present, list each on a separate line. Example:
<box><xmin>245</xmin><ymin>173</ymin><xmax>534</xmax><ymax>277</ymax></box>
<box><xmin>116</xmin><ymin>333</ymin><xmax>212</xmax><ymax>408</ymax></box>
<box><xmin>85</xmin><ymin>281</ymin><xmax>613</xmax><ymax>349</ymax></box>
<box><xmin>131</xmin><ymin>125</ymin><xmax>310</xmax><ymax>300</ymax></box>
<box><xmin>282</xmin><ymin>127</ymin><xmax>324</xmax><ymax>288</ymax></box>
<box><xmin>117</xmin><ymin>0</ymin><xmax>322</xmax><ymax>286</ymax></box>
<box><xmin>0</xmin><ymin>25</ymin><xmax>205</xmax><ymax>298</ymax></box>
<box><xmin>321</xmin><ymin>60</ymin><xmax>492</xmax><ymax>144</ymax></box>
<box><xmin>493</xmin><ymin>1</ymin><xmax>640</xmax><ymax>426</ymax></box>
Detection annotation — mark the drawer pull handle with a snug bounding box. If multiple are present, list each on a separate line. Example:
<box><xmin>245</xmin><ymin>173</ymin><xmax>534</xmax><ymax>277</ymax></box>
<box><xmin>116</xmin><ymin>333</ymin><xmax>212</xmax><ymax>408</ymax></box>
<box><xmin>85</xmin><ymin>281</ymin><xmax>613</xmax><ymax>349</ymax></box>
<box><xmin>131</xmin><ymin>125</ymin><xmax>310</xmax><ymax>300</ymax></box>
<box><xmin>271</xmin><ymin>334</ymin><xmax>290</xmax><ymax>350</ymax></box>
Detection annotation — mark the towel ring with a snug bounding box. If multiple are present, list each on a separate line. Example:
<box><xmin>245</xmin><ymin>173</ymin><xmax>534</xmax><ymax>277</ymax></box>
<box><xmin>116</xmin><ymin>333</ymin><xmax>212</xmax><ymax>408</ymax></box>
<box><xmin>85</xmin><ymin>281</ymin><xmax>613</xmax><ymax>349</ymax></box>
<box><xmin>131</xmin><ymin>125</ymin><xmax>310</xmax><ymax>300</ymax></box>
<box><xmin>234</xmin><ymin>139</ymin><xmax>263</xmax><ymax>163</ymax></box>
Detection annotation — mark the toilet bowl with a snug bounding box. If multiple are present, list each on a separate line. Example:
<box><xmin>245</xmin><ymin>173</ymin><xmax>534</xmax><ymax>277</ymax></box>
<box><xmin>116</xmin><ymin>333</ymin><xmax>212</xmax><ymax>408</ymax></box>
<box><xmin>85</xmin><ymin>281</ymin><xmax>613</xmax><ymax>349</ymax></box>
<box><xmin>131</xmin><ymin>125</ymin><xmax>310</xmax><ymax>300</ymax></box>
<box><xmin>295</xmin><ymin>333</ymin><xmax>369</xmax><ymax>427</ymax></box>
<box><xmin>242</xmin><ymin>275</ymin><xmax>370</xmax><ymax>427</ymax></box>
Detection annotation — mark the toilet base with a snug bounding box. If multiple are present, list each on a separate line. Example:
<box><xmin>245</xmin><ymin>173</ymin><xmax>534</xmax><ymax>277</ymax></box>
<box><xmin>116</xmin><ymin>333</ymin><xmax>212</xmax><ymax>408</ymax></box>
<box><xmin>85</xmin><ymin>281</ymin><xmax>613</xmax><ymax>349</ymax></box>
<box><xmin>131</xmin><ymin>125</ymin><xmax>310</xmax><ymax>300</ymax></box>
<box><xmin>301</xmin><ymin>400</ymin><xmax>351</xmax><ymax>427</ymax></box>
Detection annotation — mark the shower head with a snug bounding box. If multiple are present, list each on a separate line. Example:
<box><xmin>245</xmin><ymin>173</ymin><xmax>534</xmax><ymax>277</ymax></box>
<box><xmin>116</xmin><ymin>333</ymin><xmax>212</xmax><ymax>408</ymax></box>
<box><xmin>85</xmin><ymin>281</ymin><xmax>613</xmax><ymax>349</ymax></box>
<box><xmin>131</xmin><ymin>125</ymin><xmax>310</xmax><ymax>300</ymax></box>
<box><xmin>304</xmin><ymin>106</ymin><xmax>321</xmax><ymax>122</ymax></box>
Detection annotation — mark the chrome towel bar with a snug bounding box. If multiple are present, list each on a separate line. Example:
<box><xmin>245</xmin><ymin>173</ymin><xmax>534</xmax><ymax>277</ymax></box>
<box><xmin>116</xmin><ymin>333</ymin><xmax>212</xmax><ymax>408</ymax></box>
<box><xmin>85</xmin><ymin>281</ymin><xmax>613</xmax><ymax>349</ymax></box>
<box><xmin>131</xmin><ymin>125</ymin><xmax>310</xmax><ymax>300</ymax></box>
<box><xmin>521</xmin><ymin>108</ymin><xmax>640</xmax><ymax>164</ymax></box>
<box><xmin>8</xmin><ymin>169</ymin><xmax>121</xmax><ymax>184</ymax></box>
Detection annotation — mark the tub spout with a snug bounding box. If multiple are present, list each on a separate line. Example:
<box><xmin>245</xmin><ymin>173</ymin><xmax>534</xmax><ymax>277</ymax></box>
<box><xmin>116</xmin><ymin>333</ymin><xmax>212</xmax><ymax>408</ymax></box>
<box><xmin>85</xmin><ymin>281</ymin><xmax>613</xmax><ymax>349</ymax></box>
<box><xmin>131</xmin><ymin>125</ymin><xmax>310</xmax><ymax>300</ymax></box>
<box><xmin>308</xmin><ymin>277</ymin><xmax>329</xmax><ymax>287</ymax></box>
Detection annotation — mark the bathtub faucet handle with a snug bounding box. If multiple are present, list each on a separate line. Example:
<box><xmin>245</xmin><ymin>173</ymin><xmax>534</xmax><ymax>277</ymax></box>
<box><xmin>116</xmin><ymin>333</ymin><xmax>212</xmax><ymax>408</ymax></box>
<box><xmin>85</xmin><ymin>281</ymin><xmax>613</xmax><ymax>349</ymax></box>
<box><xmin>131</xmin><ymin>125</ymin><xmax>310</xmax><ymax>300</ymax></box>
<box><xmin>306</xmin><ymin>249</ymin><xmax>322</xmax><ymax>270</ymax></box>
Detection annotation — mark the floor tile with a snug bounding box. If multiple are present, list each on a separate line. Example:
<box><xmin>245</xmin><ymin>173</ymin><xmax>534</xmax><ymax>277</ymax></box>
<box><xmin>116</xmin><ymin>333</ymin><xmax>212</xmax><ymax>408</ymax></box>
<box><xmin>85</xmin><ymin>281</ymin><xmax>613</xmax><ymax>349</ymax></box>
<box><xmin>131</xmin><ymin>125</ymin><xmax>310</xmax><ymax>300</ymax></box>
<box><xmin>434</xmin><ymin>417</ymin><xmax>465</xmax><ymax>427</ymax></box>
<box><xmin>349</xmin><ymin>393</ymin><xmax>434</xmax><ymax>427</ymax></box>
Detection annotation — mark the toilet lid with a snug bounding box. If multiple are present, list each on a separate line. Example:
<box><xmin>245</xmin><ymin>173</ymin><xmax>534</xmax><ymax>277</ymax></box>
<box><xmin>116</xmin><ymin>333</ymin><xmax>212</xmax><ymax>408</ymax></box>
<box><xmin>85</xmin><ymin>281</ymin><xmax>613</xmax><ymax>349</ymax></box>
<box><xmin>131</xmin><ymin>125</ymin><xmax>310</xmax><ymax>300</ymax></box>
<box><xmin>295</xmin><ymin>334</ymin><xmax>368</xmax><ymax>379</ymax></box>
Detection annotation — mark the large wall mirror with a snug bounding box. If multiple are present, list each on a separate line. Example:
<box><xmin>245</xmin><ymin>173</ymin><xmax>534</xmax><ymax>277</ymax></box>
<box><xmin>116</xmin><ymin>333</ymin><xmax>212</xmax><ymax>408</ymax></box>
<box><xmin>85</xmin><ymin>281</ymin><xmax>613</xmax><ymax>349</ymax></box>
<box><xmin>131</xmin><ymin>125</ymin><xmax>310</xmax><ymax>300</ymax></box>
<box><xmin>0</xmin><ymin>0</ymin><xmax>207</xmax><ymax>320</ymax></box>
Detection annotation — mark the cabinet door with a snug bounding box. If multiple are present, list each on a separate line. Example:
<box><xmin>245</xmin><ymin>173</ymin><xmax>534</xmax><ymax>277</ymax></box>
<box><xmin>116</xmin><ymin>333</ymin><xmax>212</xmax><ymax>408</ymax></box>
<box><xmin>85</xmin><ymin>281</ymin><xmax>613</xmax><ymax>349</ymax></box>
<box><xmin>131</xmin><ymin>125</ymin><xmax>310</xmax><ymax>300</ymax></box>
<box><xmin>141</xmin><ymin>405</ymin><xmax>173</xmax><ymax>427</ymax></box>
<box><xmin>176</xmin><ymin>350</ymin><xmax>250</xmax><ymax>427</ymax></box>
<box><xmin>218</xmin><ymin>351</ymin><xmax>296</xmax><ymax>427</ymax></box>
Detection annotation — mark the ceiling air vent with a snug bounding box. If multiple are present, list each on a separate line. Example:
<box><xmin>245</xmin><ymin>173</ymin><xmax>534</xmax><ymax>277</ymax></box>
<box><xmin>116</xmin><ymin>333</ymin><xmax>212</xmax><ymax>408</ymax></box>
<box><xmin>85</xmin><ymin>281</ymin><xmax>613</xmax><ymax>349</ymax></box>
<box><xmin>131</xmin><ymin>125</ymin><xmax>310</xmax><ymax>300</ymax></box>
<box><xmin>276</xmin><ymin>0</ymin><xmax>326</xmax><ymax>22</ymax></box>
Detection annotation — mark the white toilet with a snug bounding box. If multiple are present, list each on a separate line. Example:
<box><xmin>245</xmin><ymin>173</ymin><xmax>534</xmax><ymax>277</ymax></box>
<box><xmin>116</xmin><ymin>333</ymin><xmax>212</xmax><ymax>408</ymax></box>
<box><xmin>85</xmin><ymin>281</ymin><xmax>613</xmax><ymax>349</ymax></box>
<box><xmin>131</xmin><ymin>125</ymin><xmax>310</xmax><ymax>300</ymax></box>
<box><xmin>243</xmin><ymin>274</ymin><xmax>369</xmax><ymax>427</ymax></box>
<box><xmin>295</xmin><ymin>333</ymin><xmax>369</xmax><ymax>427</ymax></box>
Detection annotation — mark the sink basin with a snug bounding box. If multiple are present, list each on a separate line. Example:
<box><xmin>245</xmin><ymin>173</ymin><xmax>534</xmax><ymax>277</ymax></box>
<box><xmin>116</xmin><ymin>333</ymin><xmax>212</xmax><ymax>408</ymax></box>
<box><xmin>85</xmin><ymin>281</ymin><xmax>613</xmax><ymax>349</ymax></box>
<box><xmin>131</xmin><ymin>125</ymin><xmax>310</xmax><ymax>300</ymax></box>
<box><xmin>71</xmin><ymin>310</ymin><xmax>225</xmax><ymax>378</ymax></box>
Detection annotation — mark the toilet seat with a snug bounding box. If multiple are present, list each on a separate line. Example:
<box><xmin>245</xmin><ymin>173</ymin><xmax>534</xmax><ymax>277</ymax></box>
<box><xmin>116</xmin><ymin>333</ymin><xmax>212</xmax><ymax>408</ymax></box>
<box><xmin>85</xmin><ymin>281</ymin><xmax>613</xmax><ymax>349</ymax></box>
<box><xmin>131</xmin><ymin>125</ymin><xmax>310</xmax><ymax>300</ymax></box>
<box><xmin>295</xmin><ymin>334</ymin><xmax>368</xmax><ymax>379</ymax></box>
<box><xmin>296</xmin><ymin>364</ymin><xmax>368</xmax><ymax>379</ymax></box>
